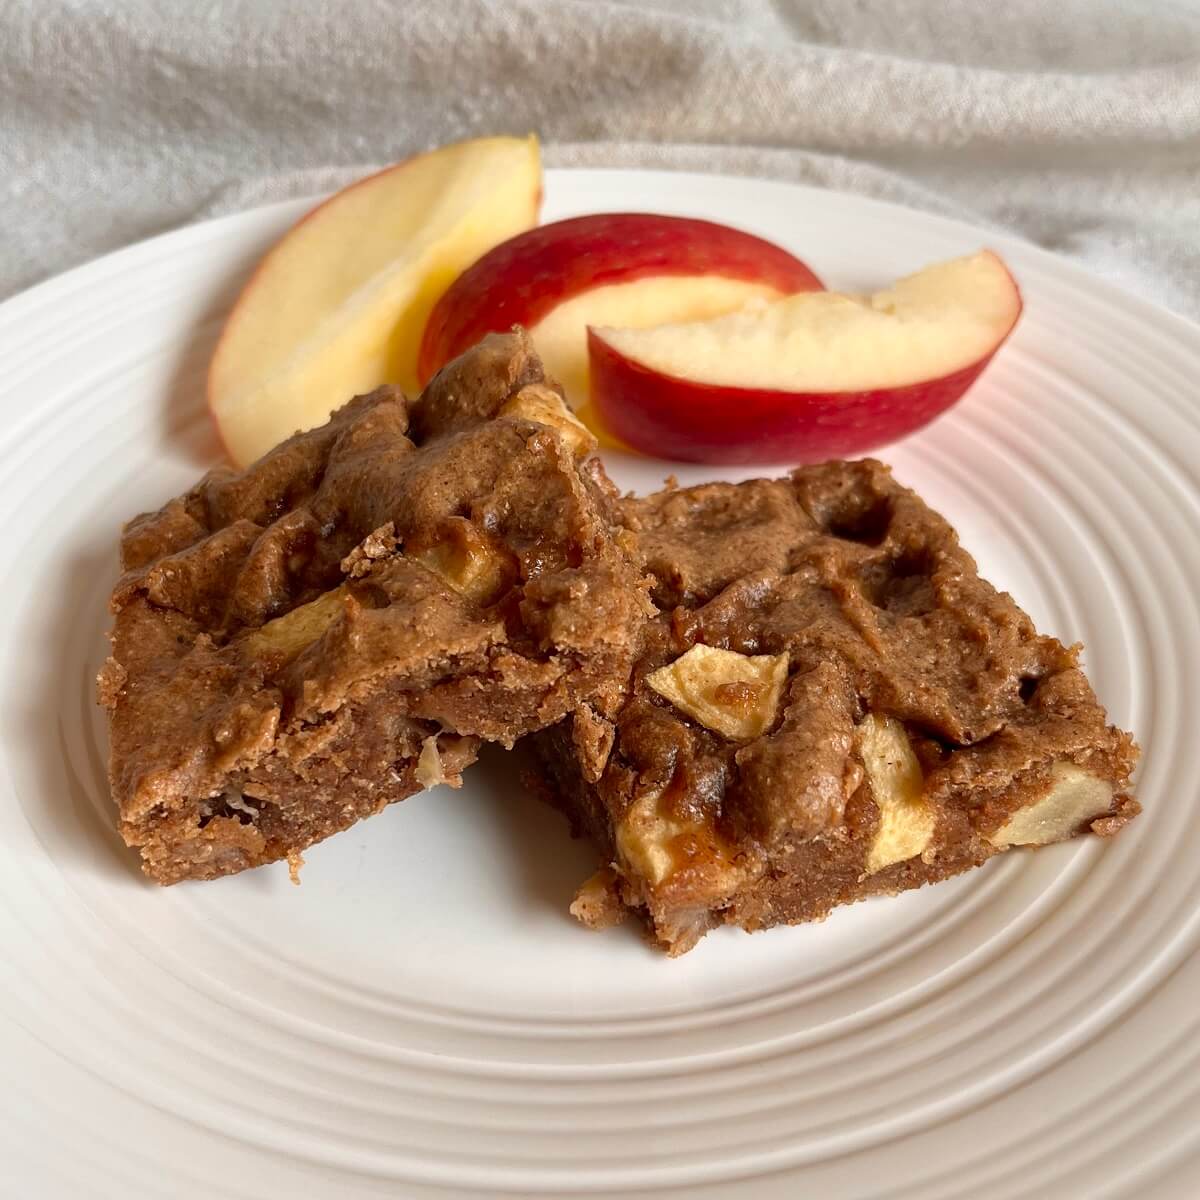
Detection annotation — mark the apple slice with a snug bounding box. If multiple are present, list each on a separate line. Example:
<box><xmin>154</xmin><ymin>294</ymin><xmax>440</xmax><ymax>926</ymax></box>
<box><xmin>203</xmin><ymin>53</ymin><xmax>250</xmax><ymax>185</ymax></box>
<box><xmin>209</xmin><ymin>135</ymin><xmax>541</xmax><ymax>466</ymax></box>
<box><xmin>417</xmin><ymin>213</ymin><xmax>822</xmax><ymax>411</ymax></box>
<box><xmin>588</xmin><ymin>250</ymin><xmax>1022</xmax><ymax>465</ymax></box>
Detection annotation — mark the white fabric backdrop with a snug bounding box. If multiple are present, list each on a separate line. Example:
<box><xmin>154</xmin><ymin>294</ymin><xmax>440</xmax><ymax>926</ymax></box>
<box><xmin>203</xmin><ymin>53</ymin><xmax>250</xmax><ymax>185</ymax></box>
<box><xmin>3</xmin><ymin>0</ymin><xmax>1199</xmax><ymax>315</ymax></box>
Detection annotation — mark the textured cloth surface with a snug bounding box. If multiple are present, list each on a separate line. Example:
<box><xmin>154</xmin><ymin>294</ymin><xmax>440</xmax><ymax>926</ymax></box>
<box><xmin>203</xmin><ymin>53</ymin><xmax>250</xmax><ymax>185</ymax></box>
<box><xmin>3</xmin><ymin>0</ymin><xmax>1200</xmax><ymax>316</ymax></box>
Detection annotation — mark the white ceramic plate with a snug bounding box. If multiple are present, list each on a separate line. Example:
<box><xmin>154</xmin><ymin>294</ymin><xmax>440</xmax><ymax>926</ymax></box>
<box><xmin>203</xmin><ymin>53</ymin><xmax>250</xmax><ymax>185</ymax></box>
<box><xmin>2</xmin><ymin>169</ymin><xmax>1198</xmax><ymax>1199</ymax></box>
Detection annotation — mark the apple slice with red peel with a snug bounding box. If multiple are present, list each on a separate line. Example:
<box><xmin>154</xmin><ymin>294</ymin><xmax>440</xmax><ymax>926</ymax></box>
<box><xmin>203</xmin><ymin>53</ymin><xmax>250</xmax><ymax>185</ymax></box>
<box><xmin>208</xmin><ymin>135</ymin><xmax>541</xmax><ymax>466</ymax></box>
<box><xmin>417</xmin><ymin>213</ymin><xmax>822</xmax><ymax>410</ymax></box>
<box><xmin>588</xmin><ymin>250</ymin><xmax>1022</xmax><ymax>465</ymax></box>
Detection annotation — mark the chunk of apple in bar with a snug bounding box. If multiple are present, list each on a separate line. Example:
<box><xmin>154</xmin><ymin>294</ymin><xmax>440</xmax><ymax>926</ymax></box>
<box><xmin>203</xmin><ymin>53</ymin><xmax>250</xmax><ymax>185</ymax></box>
<box><xmin>856</xmin><ymin>713</ymin><xmax>936</xmax><ymax>875</ymax></box>
<box><xmin>587</xmin><ymin>250</ymin><xmax>1022</xmax><ymax>464</ymax></box>
<box><xmin>988</xmin><ymin>762</ymin><xmax>1115</xmax><ymax>848</ymax></box>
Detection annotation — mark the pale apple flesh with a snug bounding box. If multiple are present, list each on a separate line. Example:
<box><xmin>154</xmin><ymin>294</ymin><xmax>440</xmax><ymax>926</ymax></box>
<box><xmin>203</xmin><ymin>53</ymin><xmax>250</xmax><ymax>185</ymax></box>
<box><xmin>208</xmin><ymin>135</ymin><xmax>542</xmax><ymax>466</ymax></box>
<box><xmin>416</xmin><ymin>212</ymin><xmax>823</xmax><ymax>409</ymax></box>
<box><xmin>856</xmin><ymin>714</ymin><xmax>936</xmax><ymax>875</ymax></box>
<box><xmin>987</xmin><ymin>763</ymin><xmax>1115</xmax><ymax>848</ymax></box>
<box><xmin>588</xmin><ymin>250</ymin><xmax>1022</xmax><ymax>465</ymax></box>
<box><xmin>532</xmin><ymin>274</ymin><xmax>789</xmax><ymax>410</ymax></box>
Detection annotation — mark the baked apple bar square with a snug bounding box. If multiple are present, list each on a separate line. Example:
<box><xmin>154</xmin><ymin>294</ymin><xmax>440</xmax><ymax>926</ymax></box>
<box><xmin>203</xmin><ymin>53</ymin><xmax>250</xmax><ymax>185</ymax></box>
<box><xmin>531</xmin><ymin>460</ymin><xmax>1139</xmax><ymax>954</ymax></box>
<box><xmin>100</xmin><ymin>332</ymin><xmax>649</xmax><ymax>883</ymax></box>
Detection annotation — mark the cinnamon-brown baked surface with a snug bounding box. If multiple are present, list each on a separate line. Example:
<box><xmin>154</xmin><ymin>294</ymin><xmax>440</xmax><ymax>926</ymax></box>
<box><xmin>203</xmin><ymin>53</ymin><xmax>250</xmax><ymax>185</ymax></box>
<box><xmin>101</xmin><ymin>332</ymin><xmax>649</xmax><ymax>883</ymax></box>
<box><xmin>531</xmin><ymin>460</ymin><xmax>1138</xmax><ymax>954</ymax></box>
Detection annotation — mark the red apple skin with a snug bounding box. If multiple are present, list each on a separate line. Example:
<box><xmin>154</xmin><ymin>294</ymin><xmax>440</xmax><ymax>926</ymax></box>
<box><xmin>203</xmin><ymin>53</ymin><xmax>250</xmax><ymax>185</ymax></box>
<box><xmin>417</xmin><ymin>213</ymin><xmax>823</xmax><ymax>385</ymax></box>
<box><xmin>587</xmin><ymin>328</ymin><xmax>1006</xmax><ymax>465</ymax></box>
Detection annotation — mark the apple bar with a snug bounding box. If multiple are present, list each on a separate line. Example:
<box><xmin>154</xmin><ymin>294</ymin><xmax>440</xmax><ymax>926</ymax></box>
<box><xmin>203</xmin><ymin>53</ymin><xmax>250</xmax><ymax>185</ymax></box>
<box><xmin>100</xmin><ymin>332</ymin><xmax>649</xmax><ymax>883</ymax></box>
<box><xmin>529</xmin><ymin>460</ymin><xmax>1139</xmax><ymax>955</ymax></box>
